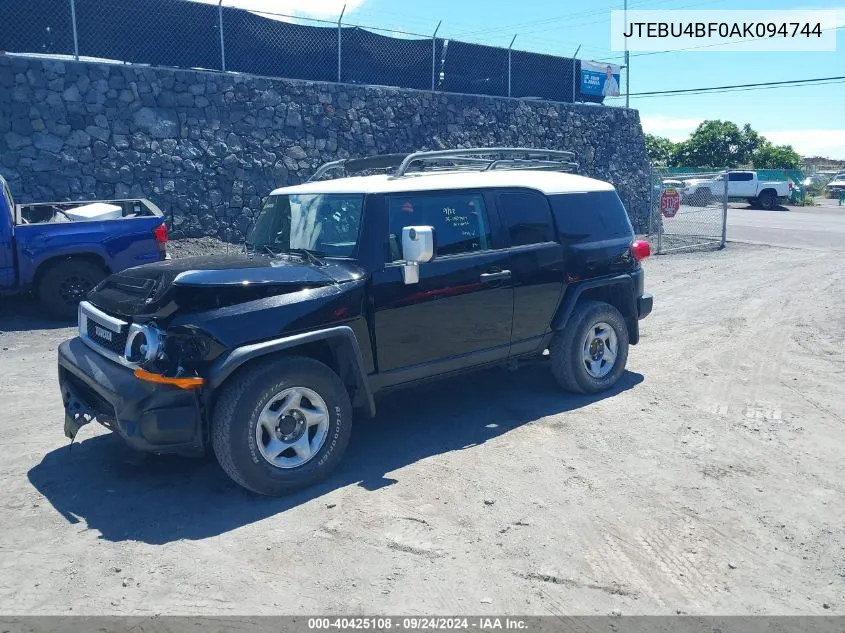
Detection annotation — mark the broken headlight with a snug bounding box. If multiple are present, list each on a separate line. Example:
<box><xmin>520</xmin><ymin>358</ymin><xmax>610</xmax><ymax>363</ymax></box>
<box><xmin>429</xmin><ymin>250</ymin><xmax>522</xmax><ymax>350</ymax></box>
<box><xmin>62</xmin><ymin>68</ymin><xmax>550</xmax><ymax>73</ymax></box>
<box><xmin>157</xmin><ymin>328</ymin><xmax>224</xmax><ymax>369</ymax></box>
<box><xmin>124</xmin><ymin>323</ymin><xmax>162</xmax><ymax>365</ymax></box>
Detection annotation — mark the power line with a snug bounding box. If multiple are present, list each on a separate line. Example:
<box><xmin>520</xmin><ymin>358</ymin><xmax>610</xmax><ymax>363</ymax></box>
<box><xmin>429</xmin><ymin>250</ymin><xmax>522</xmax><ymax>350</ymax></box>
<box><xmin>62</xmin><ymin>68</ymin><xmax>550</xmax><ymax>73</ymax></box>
<box><xmin>631</xmin><ymin>74</ymin><xmax>845</xmax><ymax>96</ymax></box>
<box><xmin>624</xmin><ymin>79</ymin><xmax>845</xmax><ymax>98</ymax></box>
<box><xmin>496</xmin><ymin>0</ymin><xmax>731</xmax><ymax>40</ymax></box>
<box><xmin>448</xmin><ymin>0</ymin><xmax>689</xmax><ymax>39</ymax></box>
<box><xmin>605</xmin><ymin>75</ymin><xmax>845</xmax><ymax>98</ymax></box>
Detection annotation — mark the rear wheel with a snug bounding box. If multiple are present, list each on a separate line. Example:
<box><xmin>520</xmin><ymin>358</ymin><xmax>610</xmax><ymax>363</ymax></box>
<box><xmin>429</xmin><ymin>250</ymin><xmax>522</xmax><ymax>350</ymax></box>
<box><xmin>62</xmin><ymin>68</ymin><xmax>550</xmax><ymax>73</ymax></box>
<box><xmin>758</xmin><ymin>190</ymin><xmax>776</xmax><ymax>210</ymax></box>
<box><xmin>550</xmin><ymin>300</ymin><xmax>629</xmax><ymax>394</ymax></box>
<box><xmin>691</xmin><ymin>189</ymin><xmax>712</xmax><ymax>206</ymax></box>
<box><xmin>37</xmin><ymin>259</ymin><xmax>106</xmax><ymax>320</ymax></box>
<box><xmin>211</xmin><ymin>356</ymin><xmax>352</xmax><ymax>496</ymax></box>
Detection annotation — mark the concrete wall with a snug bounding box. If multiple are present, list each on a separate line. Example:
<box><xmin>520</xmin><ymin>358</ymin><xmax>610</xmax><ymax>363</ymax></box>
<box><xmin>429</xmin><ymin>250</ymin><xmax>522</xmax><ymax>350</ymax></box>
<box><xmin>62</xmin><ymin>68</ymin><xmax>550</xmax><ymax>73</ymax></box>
<box><xmin>0</xmin><ymin>55</ymin><xmax>651</xmax><ymax>238</ymax></box>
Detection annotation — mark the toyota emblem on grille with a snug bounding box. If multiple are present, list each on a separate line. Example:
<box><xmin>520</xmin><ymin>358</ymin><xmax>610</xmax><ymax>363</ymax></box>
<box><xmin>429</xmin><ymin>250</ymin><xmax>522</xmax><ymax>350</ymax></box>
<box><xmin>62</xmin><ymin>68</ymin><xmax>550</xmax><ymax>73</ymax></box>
<box><xmin>94</xmin><ymin>325</ymin><xmax>113</xmax><ymax>342</ymax></box>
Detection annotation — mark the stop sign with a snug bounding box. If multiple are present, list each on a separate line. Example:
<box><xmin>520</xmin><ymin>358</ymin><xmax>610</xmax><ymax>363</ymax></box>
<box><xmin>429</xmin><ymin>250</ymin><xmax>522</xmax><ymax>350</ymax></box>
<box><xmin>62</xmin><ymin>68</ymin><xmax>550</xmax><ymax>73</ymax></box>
<box><xmin>661</xmin><ymin>187</ymin><xmax>680</xmax><ymax>218</ymax></box>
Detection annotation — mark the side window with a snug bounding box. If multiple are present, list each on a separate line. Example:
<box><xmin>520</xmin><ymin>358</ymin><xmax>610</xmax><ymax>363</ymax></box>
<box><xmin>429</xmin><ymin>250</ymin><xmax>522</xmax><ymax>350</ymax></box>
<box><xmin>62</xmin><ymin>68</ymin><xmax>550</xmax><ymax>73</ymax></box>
<box><xmin>497</xmin><ymin>191</ymin><xmax>554</xmax><ymax>246</ymax></box>
<box><xmin>549</xmin><ymin>191</ymin><xmax>633</xmax><ymax>240</ymax></box>
<box><xmin>729</xmin><ymin>172</ymin><xmax>753</xmax><ymax>181</ymax></box>
<box><xmin>387</xmin><ymin>192</ymin><xmax>492</xmax><ymax>261</ymax></box>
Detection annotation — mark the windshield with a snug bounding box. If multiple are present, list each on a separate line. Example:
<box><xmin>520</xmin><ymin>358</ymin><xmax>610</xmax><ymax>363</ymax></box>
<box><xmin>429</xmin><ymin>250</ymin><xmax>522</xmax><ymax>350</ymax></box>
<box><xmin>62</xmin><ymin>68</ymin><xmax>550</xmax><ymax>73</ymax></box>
<box><xmin>1</xmin><ymin>178</ymin><xmax>14</xmax><ymax>226</ymax></box>
<box><xmin>247</xmin><ymin>193</ymin><xmax>364</xmax><ymax>258</ymax></box>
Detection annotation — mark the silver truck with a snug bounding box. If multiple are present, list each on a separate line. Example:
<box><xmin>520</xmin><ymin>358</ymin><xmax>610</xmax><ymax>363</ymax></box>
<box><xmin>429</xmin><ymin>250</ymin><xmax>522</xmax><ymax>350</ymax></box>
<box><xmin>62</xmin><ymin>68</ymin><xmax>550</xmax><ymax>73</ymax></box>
<box><xmin>682</xmin><ymin>170</ymin><xmax>790</xmax><ymax>210</ymax></box>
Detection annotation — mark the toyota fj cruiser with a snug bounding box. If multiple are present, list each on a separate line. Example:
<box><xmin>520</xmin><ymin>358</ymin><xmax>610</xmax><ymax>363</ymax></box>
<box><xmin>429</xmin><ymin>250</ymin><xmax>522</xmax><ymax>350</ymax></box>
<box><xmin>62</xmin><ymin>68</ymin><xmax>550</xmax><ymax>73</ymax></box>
<box><xmin>57</xmin><ymin>148</ymin><xmax>653</xmax><ymax>495</ymax></box>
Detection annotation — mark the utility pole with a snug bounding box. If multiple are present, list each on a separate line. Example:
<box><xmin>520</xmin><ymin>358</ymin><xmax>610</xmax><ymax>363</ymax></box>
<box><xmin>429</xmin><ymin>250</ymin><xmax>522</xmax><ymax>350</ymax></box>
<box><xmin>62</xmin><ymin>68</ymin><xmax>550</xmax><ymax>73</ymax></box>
<box><xmin>624</xmin><ymin>0</ymin><xmax>630</xmax><ymax>107</ymax></box>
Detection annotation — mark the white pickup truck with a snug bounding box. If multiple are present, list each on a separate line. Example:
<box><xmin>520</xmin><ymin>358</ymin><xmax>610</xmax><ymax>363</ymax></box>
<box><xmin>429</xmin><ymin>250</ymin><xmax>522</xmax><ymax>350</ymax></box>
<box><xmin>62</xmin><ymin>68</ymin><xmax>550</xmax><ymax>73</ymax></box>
<box><xmin>682</xmin><ymin>171</ymin><xmax>790</xmax><ymax>210</ymax></box>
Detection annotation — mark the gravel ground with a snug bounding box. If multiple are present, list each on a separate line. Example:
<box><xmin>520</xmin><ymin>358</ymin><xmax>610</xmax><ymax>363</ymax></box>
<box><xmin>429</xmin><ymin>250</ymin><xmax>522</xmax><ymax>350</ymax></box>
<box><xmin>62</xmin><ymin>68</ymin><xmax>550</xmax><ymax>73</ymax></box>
<box><xmin>166</xmin><ymin>236</ymin><xmax>235</xmax><ymax>259</ymax></box>
<box><xmin>0</xmin><ymin>242</ymin><xmax>843</xmax><ymax>615</ymax></box>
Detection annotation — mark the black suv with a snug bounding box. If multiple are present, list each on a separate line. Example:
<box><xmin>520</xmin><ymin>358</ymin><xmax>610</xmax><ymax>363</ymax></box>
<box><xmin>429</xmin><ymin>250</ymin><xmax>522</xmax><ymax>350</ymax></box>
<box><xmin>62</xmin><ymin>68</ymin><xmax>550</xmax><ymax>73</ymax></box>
<box><xmin>58</xmin><ymin>148</ymin><xmax>653</xmax><ymax>495</ymax></box>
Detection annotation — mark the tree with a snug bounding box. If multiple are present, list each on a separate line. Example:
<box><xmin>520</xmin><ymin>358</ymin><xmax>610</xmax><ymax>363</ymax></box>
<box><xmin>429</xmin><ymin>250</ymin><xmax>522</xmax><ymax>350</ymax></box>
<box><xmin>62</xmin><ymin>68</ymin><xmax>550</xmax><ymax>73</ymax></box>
<box><xmin>752</xmin><ymin>142</ymin><xmax>801</xmax><ymax>169</ymax></box>
<box><xmin>644</xmin><ymin>134</ymin><xmax>675</xmax><ymax>164</ymax></box>
<box><xmin>670</xmin><ymin>120</ymin><xmax>763</xmax><ymax>168</ymax></box>
<box><xmin>644</xmin><ymin>119</ymin><xmax>804</xmax><ymax>169</ymax></box>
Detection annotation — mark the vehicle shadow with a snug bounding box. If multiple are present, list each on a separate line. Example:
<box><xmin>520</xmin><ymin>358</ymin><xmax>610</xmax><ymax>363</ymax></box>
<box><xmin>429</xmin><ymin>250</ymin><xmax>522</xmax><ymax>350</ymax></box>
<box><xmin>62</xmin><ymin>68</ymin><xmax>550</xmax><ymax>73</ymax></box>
<box><xmin>0</xmin><ymin>296</ymin><xmax>72</xmax><ymax>332</ymax></box>
<box><xmin>732</xmin><ymin>203</ymin><xmax>790</xmax><ymax>212</ymax></box>
<box><xmin>27</xmin><ymin>365</ymin><xmax>644</xmax><ymax>544</ymax></box>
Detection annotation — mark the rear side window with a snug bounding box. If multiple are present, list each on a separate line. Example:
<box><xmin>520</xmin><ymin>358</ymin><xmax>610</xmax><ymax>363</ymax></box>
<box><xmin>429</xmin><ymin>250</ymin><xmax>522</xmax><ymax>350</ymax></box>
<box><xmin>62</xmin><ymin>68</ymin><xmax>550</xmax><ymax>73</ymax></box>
<box><xmin>729</xmin><ymin>172</ymin><xmax>753</xmax><ymax>182</ymax></box>
<box><xmin>549</xmin><ymin>191</ymin><xmax>633</xmax><ymax>240</ymax></box>
<box><xmin>387</xmin><ymin>192</ymin><xmax>492</xmax><ymax>261</ymax></box>
<box><xmin>497</xmin><ymin>191</ymin><xmax>555</xmax><ymax>246</ymax></box>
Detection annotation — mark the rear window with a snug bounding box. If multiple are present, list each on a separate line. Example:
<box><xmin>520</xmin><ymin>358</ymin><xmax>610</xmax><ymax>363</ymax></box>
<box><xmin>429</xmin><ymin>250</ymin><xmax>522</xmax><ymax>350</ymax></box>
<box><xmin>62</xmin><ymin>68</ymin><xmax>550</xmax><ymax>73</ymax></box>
<box><xmin>497</xmin><ymin>191</ymin><xmax>555</xmax><ymax>246</ymax></box>
<box><xmin>549</xmin><ymin>191</ymin><xmax>633</xmax><ymax>240</ymax></box>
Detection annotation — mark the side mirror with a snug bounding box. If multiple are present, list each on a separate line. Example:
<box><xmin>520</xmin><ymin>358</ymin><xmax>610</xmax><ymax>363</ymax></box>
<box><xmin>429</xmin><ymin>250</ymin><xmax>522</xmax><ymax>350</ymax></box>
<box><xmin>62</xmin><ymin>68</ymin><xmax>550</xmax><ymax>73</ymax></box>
<box><xmin>401</xmin><ymin>225</ymin><xmax>435</xmax><ymax>285</ymax></box>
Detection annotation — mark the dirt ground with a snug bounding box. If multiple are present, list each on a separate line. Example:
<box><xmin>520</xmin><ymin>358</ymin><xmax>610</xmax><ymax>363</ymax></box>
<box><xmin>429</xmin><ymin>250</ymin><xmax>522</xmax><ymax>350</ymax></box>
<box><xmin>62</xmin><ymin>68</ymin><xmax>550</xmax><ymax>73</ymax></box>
<box><xmin>0</xmin><ymin>242</ymin><xmax>843</xmax><ymax>615</ymax></box>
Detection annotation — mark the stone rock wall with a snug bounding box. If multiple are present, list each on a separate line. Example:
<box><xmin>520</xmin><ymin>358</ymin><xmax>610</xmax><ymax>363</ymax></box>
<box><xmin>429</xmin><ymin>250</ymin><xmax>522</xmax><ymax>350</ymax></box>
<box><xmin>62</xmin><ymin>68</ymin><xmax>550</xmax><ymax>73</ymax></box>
<box><xmin>0</xmin><ymin>55</ymin><xmax>651</xmax><ymax>238</ymax></box>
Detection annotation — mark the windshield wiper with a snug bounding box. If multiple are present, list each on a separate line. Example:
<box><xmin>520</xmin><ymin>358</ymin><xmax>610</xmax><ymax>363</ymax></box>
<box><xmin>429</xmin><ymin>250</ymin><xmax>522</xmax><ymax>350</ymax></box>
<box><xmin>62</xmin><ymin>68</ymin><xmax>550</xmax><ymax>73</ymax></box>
<box><xmin>246</xmin><ymin>242</ymin><xmax>285</xmax><ymax>258</ymax></box>
<box><xmin>287</xmin><ymin>248</ymin><xmax>326</xmax><ymax>266</ymax></box>
<box><xmin>261</xmin><ymin>244</ymin><xmax>285</xmax><ymax>258</ymax></box>
<box><xmin>247</xmin><ymin>243</ymin><xmax>326</xmax><ymax>265</ymax></box>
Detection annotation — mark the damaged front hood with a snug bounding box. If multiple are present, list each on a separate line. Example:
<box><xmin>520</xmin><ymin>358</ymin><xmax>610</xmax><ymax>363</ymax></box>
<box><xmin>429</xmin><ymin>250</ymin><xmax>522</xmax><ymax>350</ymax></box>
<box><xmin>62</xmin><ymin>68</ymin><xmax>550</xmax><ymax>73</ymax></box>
<box><xmin>87</xmin><ymin>253</ymin><xmax>365</xmax><ymax>319</ymax></box>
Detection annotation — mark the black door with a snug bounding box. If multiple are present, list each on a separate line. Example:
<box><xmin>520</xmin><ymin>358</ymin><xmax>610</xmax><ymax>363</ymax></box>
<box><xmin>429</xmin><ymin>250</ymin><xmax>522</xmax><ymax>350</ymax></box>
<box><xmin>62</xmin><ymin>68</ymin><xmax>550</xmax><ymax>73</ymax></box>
<box><xmin>494</xmin><ymin>189</ymin><xmax>566</xmax><ymax>356</ymax></box>
<box><xmin>371</xmin><ymin>190</ymin><xmax>514</xmax><ymax>385</ymax></box>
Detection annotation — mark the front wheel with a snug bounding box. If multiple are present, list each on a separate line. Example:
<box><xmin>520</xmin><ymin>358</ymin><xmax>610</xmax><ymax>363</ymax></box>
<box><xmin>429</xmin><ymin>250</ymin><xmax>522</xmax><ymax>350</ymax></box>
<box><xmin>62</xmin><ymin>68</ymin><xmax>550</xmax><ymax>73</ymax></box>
<box><xmin>37</xmin><ymin>259</ymin><xmax>106</xmax><ymax>320</ymax></box>
<box><xmin>550</xmin><ymin>300</ymin><xmax>630</xmax><ymax>394</ymax></box>
<box><xmin>211</xmin><ymin>356</ymin><xmax>352</xmax><ymax>496</ymax></box>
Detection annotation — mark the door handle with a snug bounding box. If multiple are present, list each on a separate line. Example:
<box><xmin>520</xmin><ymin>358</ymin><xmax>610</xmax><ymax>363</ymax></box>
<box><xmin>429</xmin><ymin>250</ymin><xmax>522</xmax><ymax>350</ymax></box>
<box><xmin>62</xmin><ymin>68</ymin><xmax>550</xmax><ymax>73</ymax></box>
<box><xmin>480</xmin><ymin>270</ymin><xmax>511</xmax><ymax>282</ymax></box>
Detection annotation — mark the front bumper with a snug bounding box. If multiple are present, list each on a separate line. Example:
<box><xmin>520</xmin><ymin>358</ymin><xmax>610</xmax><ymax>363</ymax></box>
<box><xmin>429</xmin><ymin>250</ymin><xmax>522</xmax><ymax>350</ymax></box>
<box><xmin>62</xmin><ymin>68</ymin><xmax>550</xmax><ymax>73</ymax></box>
<box><xmin>58</xmin><ymin>337</ymin><xmax>204</xmax><ymax>456</ymax></box>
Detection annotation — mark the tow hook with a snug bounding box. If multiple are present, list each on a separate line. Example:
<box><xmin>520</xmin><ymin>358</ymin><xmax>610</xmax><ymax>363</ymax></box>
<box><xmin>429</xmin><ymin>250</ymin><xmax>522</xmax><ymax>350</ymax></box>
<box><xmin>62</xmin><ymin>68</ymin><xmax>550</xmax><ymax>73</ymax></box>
<box><xmin>62</xmin><ymin>387</ymin><xmax>96</xmax><ymax>443</ymax></box>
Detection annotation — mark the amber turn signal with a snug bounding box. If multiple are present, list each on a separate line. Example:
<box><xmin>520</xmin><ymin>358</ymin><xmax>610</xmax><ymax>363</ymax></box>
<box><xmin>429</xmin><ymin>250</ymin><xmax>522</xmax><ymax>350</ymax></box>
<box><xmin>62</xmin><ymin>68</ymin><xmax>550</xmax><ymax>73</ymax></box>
<box><xmin>133</xmin><ymin>368</ymin><xmax>204</xmax><ymax>389</ymax></box>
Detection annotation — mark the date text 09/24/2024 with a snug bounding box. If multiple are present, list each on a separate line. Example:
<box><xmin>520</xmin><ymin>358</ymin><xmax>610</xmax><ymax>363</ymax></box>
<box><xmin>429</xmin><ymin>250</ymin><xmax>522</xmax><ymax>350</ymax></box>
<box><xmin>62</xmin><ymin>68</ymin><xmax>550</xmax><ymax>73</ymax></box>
<box><xmin>307</xmin><ymin>617</ymin><xmax>528</xmax><ymax>630</ymax></box>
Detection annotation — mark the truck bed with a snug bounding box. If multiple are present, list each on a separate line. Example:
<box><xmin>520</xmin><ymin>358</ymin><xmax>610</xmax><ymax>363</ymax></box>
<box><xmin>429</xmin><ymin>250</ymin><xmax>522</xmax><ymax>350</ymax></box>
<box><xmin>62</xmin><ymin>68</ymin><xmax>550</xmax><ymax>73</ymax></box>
<box><xmin>18</xmin><ymin>199</ymin><xmax>162</xmax><ymax>225</ymax></box>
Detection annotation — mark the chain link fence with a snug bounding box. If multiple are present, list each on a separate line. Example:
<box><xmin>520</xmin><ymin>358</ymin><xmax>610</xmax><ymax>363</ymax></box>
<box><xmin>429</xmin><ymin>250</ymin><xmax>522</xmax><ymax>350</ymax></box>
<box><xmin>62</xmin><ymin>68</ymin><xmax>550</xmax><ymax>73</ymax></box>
<box><xmin>0</xmin><ymin>0</ymin><xmax>76</xmax><ymax>57</ymax></box>
<box><xmin>1</xmin><ymin>0</ymin><xmax>585</xmax><ymax>103</ymax></box>
<box><xmin>224</xmin><ymin>11</ymin><xmax>337</xmax><ymax>82</ymax></box>
<box><xmin>647</xmin><ymin>166</ymin><xmax>728</xmax><ymax>253</ymax></box>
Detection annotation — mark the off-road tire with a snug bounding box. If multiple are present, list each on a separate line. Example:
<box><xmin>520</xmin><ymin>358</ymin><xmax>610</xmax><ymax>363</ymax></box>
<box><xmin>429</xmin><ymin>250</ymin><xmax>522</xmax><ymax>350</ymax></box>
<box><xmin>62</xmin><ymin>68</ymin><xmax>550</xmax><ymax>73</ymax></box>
<box><xmin>691</xmin><ymin>189</ymin><xmax>713</xmax><ymax>207</ymax></box>
<box><xmin>211</xmin><ymin>355</ymin><xmax>352</xmax><ymax>496</ymax></box>
<box><xmin>758</xmin><ymin>190</ymin><xmax>776</xmax><ymax>210</ymax></box>
<box><xmin>549</xmin><ymin>300</ymin><xmax>629</xmax><ymax>394</ymax></box>
<box><xmin>37</xmin><ymin>259</ymin><xmax>106</xmax><ymax>320</ymax></box>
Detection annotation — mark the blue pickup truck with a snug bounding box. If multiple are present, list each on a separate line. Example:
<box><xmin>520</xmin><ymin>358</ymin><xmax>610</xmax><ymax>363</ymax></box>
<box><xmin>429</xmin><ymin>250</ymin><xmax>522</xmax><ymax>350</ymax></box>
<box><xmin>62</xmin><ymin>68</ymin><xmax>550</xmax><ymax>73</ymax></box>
<box><xmin>1</xmin><ymin>174</ymin><xmax>169</xmax><ymax>319</ymax></box>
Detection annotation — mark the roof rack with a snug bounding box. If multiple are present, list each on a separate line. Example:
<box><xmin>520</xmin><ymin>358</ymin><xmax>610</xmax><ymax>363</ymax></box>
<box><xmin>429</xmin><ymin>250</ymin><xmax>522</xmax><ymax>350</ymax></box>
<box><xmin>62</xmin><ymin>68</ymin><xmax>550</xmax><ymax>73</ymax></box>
<box><xmin>309</xmin><ymin>153</ymin><xmax>408</xmax><ymax>182</ymax></box>
<box><xmin>394</xmin><ymin>148</ymin><xmax>578</xmax><ymax>177</ymax></box>
<box><xmin>307</xmin><ymin>147</ymin><xmax>578</xmax><ymax>182</ymax></box>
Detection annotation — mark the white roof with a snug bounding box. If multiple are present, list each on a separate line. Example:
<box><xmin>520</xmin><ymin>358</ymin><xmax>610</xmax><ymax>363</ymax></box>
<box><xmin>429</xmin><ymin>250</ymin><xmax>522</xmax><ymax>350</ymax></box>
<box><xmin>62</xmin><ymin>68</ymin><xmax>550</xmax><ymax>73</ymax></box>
<box><xmin>270</xmin><ymin>170</ymin><xmax>615</xmax><ymax>197</ymax></box>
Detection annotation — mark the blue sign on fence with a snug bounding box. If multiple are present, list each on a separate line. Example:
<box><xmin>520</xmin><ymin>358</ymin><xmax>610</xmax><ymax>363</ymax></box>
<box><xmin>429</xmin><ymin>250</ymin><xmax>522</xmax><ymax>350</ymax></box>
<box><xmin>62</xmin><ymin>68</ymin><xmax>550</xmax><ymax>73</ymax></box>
<box><xmin>580</xmin><ymin>60</ymin><xmax>621</xmax><ymax>97</ymax></box>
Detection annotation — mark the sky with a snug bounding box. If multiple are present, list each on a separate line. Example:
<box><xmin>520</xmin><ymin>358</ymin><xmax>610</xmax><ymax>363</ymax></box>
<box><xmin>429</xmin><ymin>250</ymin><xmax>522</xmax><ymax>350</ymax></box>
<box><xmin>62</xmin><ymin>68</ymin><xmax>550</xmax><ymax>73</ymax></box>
<box><xmin>203</xmin><ymin>0</ymin><xmax>845</xmax><ymax>159</ymax></box>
